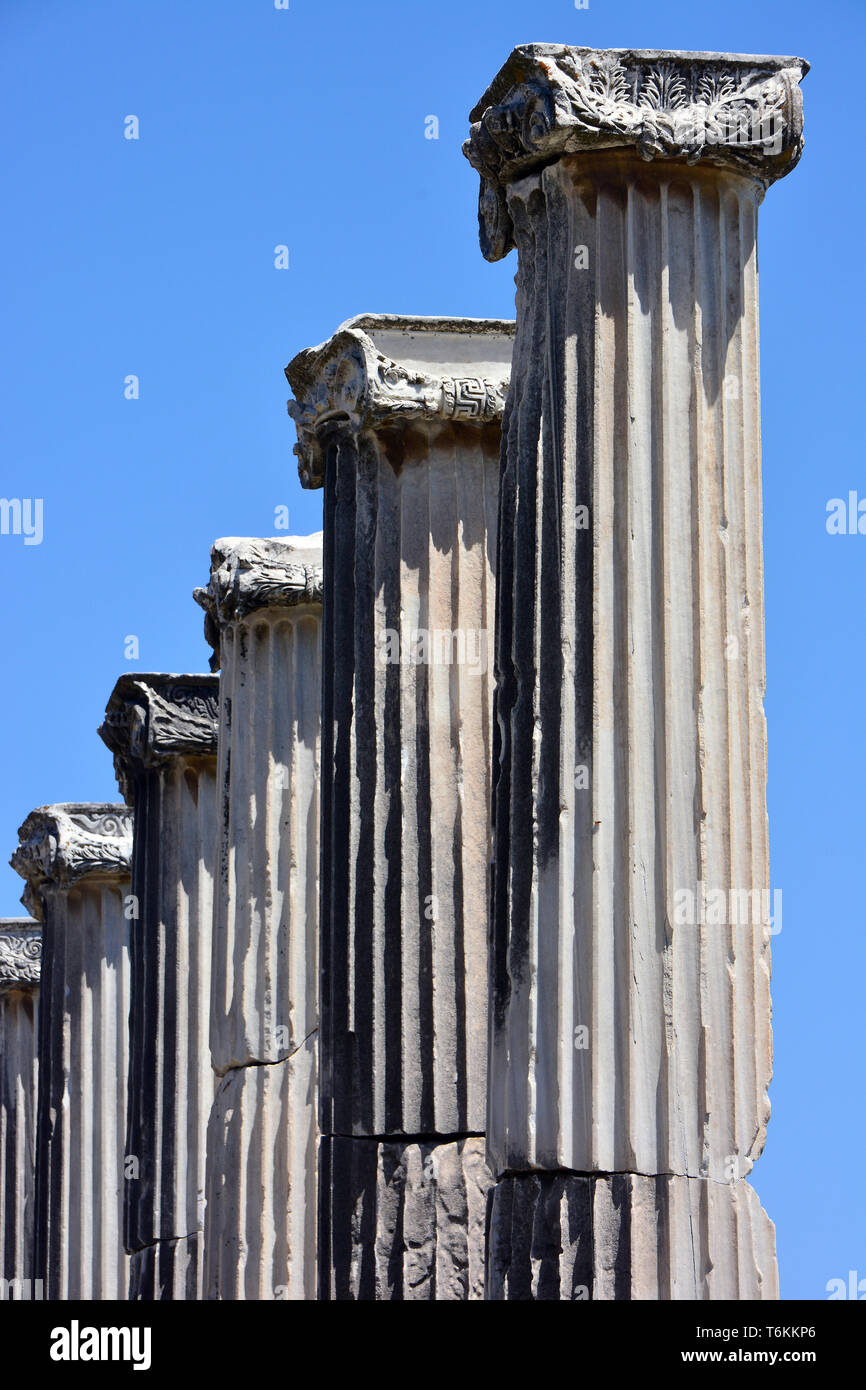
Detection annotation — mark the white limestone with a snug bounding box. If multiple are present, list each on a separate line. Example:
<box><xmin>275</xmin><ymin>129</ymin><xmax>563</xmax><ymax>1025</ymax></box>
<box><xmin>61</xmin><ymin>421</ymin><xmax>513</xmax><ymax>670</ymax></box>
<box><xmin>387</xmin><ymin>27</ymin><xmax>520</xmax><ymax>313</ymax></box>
<box><xmin>0</xmin><ymin>920</ymin><xmax>41</xmax><ymax>1296</ymax></box>
<box><xmin>11</xmin><ymin>805</ymin><xmax>133</xmax><ymax>1300</ymax></box>
<box><xmin>464</xmin><ymin>45</ymin><xmax>807</xmax><ymax>1297</ymax></box>
<box><xmin>100</xmin><ymin>674</ymin><xmax>219</xmax><ymax>1299</ymax></box>
<box><xmin>195</xmin><ymin>535</ymin><xmax>322</xmax><ymax>1300</ymax></box>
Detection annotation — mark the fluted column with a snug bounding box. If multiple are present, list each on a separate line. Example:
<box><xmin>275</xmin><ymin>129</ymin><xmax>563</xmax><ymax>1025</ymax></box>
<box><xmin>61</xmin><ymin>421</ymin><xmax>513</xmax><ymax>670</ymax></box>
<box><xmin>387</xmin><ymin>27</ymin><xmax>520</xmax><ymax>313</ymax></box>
<box><xmin>11</xmin><ymin>805</ymin><xmax>133</xmax><ymax>1300</ymax></box>
<box><xmin>0</xmin><ymin>921</ymin><xmax>41</xmax><ymax>1298</ymax></box>
<box><xmin>194</xmin><ymin>536</ymin><xmax>322</xmax><ymax>1300</ymax></box>
<box><xmin>99</xmin><ymin>675</ymin><xmax>219</xmax><ymax>1300</ymax></box>
<box><xmin>288</xmin><ymin>315</ymin><xmax>514</xmax><ymax>1299</ymax></box>
<box><xmin>464</xmin><ymin>45</ymin><xmax>807</xmax><ymax>1298</ymax></box>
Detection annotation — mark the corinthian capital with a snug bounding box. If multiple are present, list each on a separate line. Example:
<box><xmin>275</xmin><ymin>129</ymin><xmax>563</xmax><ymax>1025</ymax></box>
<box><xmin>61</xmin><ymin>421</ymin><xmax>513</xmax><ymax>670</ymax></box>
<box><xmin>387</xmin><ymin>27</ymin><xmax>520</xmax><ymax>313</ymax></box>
<box><xmin>99</xmin><ymin>674</ymin><xmax>219</xmax><ymax>797</ymax></box>
<box><xmin>464</xmin><ymin>45</ymin><xmax>808</xmax><ymax>259</ymax></box>
<box><xmin>11</xmin><ymin>804</ymin><xmax>133</xmax><ymax>917</ymax></box>
<box><xmin>286</xmin><ymin>314</ymin><xmax>514</xmax><ymax>487</ymax></box>
<box><xmin>0</xmin><ymin>921</ymin><xmax>41</xmax><ymax>992</ymax></box>
<box><xmin>193</xmin><ymin>535</ymin><xmax>324</xmax><ymax>667</ymax></box>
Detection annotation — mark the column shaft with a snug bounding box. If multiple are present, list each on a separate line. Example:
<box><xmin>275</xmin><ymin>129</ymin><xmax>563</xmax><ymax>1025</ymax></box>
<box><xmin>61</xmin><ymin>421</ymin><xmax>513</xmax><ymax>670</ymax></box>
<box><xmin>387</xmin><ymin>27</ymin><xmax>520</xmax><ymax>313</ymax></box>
<box><xmin>491</xmin><ymin>157</ymin><xmax>771</xmax><ymax>1181</ymax></box>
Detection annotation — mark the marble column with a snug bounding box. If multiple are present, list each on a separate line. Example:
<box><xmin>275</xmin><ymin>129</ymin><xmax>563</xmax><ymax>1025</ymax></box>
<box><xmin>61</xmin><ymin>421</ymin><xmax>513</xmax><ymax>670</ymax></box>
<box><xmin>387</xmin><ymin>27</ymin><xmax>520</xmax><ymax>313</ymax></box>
<box><xmin>464</xmin><ymin>46</ymin><xmax>807</xmax><ymax>1298</ymax></box>
<box><xmin>11</xmin><ymin>805</ymin><xmax>133</xmax><ymax>1300</ymax></box>
<box><xmin>194</xmin><ymin>536</ymin><xmax>322</xmax><ymax>1300</ymax></box>
<box><xmin>0</xmin><ymin>921</ymin><xmax>41</xmax><ymax>1298</ymax></box>
<box><xmin>99</xmin><ymin>674</ymin><xmax>219</xmax><ymax>1300</ymax></box>
<box><xmin>287</xmin><ymin>315</ymin><xmax>513</xmax><ymax>1299</ymax></box>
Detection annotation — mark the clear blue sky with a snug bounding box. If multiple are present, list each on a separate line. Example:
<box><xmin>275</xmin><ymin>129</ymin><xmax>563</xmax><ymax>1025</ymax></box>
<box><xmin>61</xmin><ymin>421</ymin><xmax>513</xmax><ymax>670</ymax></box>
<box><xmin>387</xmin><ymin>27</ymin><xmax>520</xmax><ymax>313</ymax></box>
<box><xmin>1</xmin><ymin>0</ymin><xmax>862</xmax><ymax>1301</ymax></box>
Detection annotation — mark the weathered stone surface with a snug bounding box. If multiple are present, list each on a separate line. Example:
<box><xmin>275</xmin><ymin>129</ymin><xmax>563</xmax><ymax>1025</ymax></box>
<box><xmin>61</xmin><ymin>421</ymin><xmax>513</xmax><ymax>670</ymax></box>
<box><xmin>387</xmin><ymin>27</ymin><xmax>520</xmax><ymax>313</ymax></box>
<box><xmin>99</xmin><ymin>675</ymin><xmax>219</xmax><ymax>1299</ymax></box>
<box><xmin>487</xmin><ymin>1173</ymin><xmax>778</xmax><ymax>1301</ymax></box>
<box><xmin>197</xmin><ymin>535</ymin><xmax>322</xmax><ymax>1301</ymax></box>
<box><xmin>0</xmin><ymin>920</ymin><xmax>41</xmax><ymax>1293</ymax></box>
<box><xmin>205</xmin><ymin>1041</ymin><xmax>316</xmax><ymax>1300</ymax></box>
<box><xmin>465</xmin><ymin>46</ymin><xmax>806</xmax><ymax>1297</ymax></box>
<box><xmin>11</xmin><ymin>805</ymin><xmax>133</xmax><ymax>1299</ymax></box>
<box><xmin>321</xmin><ymin>1137</ymin><xmax>492</xmax><ymax>1301</ymax></box>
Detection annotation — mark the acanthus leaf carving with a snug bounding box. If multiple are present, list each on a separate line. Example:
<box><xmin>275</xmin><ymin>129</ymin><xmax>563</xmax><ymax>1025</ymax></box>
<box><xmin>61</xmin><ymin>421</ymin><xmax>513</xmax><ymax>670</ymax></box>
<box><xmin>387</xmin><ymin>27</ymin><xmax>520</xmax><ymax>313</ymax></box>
<box><xmin>11</xmin><ymin>804</ymin><xmax>133</xmax><ymax>917</ymax></box>
<box><xmin>465</xmin><ymin>46</ymin><xmax>808</xmax><ymax>261</ymax></box>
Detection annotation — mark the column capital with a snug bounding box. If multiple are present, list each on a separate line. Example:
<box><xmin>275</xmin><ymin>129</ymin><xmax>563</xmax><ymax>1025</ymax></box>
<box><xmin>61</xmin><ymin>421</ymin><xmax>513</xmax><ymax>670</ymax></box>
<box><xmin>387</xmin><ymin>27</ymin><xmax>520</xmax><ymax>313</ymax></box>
<box><xmin>11</xmin><ymin>805</ymin><xmax>133</xmax><ymax>917</ymax></box>
<box><xmin>286</xmin><ymin>314</ymin><xmax>514</xmax><ymax>486</ymax></box>
<box><xmin>464</xmin><ymin>45</ymin><xmax>808</xmax><ymax>259</ymax></box>
<box><xmin>194</xmin><ymin>535</ymin><xmax>324</xmax><ymax>667</ymax></box>
<box><xmin>99</xmin><ymin>674</ymin><xmax>219</xmax><ymax>797</ymax></box>
<box><xmin>0</xmin><ymin>921</ymin><xmax>41</xmax><ymax>993</ymax></box>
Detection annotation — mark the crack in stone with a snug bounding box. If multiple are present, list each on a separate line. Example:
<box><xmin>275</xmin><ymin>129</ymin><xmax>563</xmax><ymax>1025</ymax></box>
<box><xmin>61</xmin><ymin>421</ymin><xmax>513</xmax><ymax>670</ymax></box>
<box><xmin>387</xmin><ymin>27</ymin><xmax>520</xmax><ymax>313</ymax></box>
<box><xmin>215</xmin><ymin>1026</ymin><xmax>318</xmax><ymax>1078</ymax></box>
<box><xmin>131</xmin><ymin>1230</ymin><xmax>199</xmax><ymax>1253</ymax></box>
<box><xmin>330</xmin><ymin>1132</ymin><xmax>485</xmax><ymax>1144</ymax></box>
